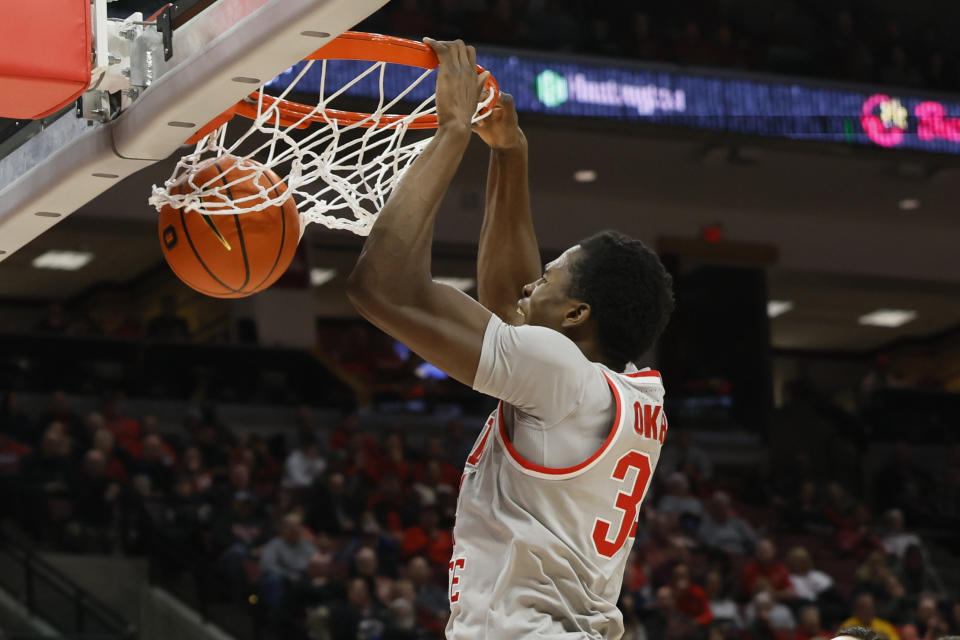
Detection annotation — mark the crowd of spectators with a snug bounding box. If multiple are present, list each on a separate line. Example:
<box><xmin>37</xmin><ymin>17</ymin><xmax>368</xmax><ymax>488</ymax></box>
<box><xmin>2</xmin><ymin>388</ymin><xmax>959</xmax><ymax>640</ymax></box>
<box><xmin>20</xmin><ymin>295</ymin><xmax>193</xmax><ymax>342</ymax></box>
<box><xmin>354</xmin><ymin>0</ymin><xmax>960</xmax><ymax>93</ymax></box>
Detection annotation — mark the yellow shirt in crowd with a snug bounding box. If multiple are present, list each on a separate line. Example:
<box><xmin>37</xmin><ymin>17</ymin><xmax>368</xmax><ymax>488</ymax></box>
<box><xmin>840</xmin><ymin>616</ymin><xmax>902</xmax><ymax>640</ymax></box>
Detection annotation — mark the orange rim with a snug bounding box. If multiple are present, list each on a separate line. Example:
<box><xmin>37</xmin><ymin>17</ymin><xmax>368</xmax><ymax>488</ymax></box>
<box><xmin>186</xmin><ymin>31</ymin><xmax>499</xmax><ymax>143</ymax></box>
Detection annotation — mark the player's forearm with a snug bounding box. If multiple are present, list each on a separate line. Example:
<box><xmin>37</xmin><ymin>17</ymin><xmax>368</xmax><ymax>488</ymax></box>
<box><xmin>477</xmin><ymin>138</ymin><xmax>541</xmax><ymax>322</ymax></box>
<box><xmin>348</xmin><ymin>123</ymin><xmax>471</xmax><ymax>299</ymax></box>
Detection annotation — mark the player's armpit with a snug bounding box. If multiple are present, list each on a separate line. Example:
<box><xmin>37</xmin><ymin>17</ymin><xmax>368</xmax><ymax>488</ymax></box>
<box><xmin>347</xmin><ymin>278</ymin><xmax>492</xmax><ymax>388</ymax></box>
<box><xmin>471</xmin><ymin>318</ymin><xmax>591</xmax><ymax>424</ymax></box>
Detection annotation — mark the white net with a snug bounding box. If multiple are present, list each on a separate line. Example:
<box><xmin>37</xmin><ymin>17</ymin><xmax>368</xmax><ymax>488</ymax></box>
<box><xmin>148</xmin><ymin>56</ymin><xmax>495</xmax><ymax>236</ymax></box>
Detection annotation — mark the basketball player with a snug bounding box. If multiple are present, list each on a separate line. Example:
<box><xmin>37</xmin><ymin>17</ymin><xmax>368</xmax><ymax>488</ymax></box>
<box><xmin>346</xmin><ymin>39</ymin><xmax>674</xmax><ymax>639</ymax></box>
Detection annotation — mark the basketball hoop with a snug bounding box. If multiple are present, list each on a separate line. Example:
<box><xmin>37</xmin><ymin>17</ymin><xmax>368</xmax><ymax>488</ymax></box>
<box><xmin>148</xmin><ymin>32</ymin><xmax>499</xmax><ymax>236</ymax></box>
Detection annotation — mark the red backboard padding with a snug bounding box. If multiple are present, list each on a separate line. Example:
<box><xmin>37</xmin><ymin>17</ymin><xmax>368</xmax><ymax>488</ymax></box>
<box><xmin>0</xmin><ymin>0</ymin><xmax>91</xmax><ymax>119</ymax></box>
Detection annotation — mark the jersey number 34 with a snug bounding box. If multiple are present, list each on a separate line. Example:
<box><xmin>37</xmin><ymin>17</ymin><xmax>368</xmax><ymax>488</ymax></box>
<box><xmin>591</xmin><ymin>451</ymin><xmax>653</xmax><ymax>558</ymax></box>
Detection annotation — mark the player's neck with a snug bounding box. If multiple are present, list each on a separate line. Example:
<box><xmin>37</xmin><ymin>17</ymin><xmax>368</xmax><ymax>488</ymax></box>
<box><xmin>574</xmin><ymin>337</ymin><xmax>619</xmax><ymax>371</ymax></box>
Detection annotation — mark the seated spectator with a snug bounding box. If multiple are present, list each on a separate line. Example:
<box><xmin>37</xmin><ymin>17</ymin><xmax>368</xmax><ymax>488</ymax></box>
<box><xmin>352</xmin><ymin>546</ymin><xmax>393</xmax><ymax>606</ymax></box>
<box><xmin>880</xmin><ymin>509</ymin><xmax>922</xmax><ymax>560</ymax></box>
<box><xmin>621</xmin><ymin>551</ymin><xmax>648</xmax><ymax>613</ymax></box>
<box><xmin>67</xmin><ymin>409</ymin><xmax>97</xmax><ymax>455</ymax></box>
<box><xmin>327</xmin><ymin>576</ymin><xmax>387</xmax><ymax>640</ymax></box>
<box><xmin>854</xmin><ymin>551</ymin><xmax>906</xmax><ymax>622</ymax></box>
<box><xmin>344</xmin><ymin>445</ymin><xmax>382</xmax><ymax>489</ymax></box>
<box><xmin>740</xmin><ymin>539</ymin><xmax>796</xmax><ymax>600</ymax></box>
<box><xmin>657</xmin><ymin>429</ymin><xmax>713</xmax><ymax>483</ymax></box>
<box><xmin>744</xmin><ymin>586</ymin><xmax>796</xmax><ymax>634</ymax></box>
<box><xmin>212</xmin><ymin>490</ymin><xmax>268</xmax><ymax>597</ymax></box>
<box><xmin>368</xmin><ymin>473</ymin><xmax>414</xmax><ymax>537</ymax></box>
<box><xmin>824</xmin><ymin>482</ymin><xmax>856</xmax><ymax>531</ymax></box>
<box><xmin>231</xmin><ymin>436</ymin><xmax>280</xmax><ymax>497</ymax></box>
<box><xmin>309</xmin><ymin>472</ymin><xmax>360</xmax><ymax>535</ymax></box>
<box><xmin>23</xmin><ymin>422</ymin><xmax>74</xmax><ymax>492</ymax></box>
<box><xmin>38</xmin><ymin>392</ymin><xmax>82</xmax><ymax>440</ymax></box>
<box><xmin>146</xmin><ymin>294</ymin><xmax>190</xmax><ymax>340</ymax></box>
<box><xmin>0</xmin><ymin>425</ymin><xmax>31</xmax><ymax>476</ymax></box>
<box><xmin>298</xmin><ymin>551</ymin><xmax>343</xmax><ymax>609</ymax></box>
<box><xmin>637</xmin><ymin>512</ymin><xmax>686</xmax><ymax>583</ymax></box>
<box><xmin>782</xmin><ymin>480</ymin><xmax>832</xmax><ymax>535</ymax></box>
<box><xmin>836</xmin><ymin>504</ymin><xmax>883</xmax><ymax>559</ymax></box>
<box><xmin>259</xmin><ymin>512</ymin><xmax>318</xmax><ymax>618</ymax></box>
<box><xmin>794</xmin><ymin>605</ymin><xmax>828</xmax><ymax>640</ymax></box>
<box><xmin>381</xmin><ymin>430</ymin><xmax>413</xmax><ymax>484</ymax></box>
<box><xmin>704</xmin><ymin>569</ymin><xmax>742</xmax><ymax>627</ymax></box>
<box><xmin>329</xmin><ymin>412</ymin><xmax>377</xmax><ymax>459</ymax></box>
<box><xmin>840</xmin><ymin>593</ymin><xmax>902</xmax><ymax>640</ymax></box>
<box><xmin>698</xmin><ymin>491</ymin><xmax>757</xmax><ymax>556</ymax></box>
<box><xmin>406</xmin><ymin>556</ymin><xmax>447</xmax><ymax>635</ymax></box>
<box><xmin>72</xmin><ymin>449</ymin><xmax>121</xmax><ymax>548</ymax></box>
<box><xmin>414</xmin><ymin>437</ymin><xmax>459</xmax><ymax>487</ymax></box>
<box><xmin>2</xmin><ymin>391</ymin><xmax>36</xmax><ymax>445</ymax></box>
<box><xmin>282</xmin><ymin>433</ymin><xmax>327</xmax><ymax>490</ymax></box>
<box><xmin>132</xmin><ymin>434</ymin><xmax>175</xmax><ymax>495</ymax></box>
<box><xmin>642</xmin><ymin>584</ymin><xmax>703</xmax><ymax>640</ymax></box>
<box><xmin>411</xmin><ymin>459</ymin><xmax>455</xmax><ymax>508</ymax></box>
<box><xmin>949</xmin><ymin>601</ymin><xmax>960</xmax><ymax>635</ymax></box>
<box><xmin>896</xmin><ymin>544</ymin><xmax>945</xmax><ymax>601</ymax></box>
<box><xmin>401</xmin><ymin>506</ymin><xmax>452</xmax><ymax>568</ymax></box>
<box><xmin>102</xmin><ymin>395</ymin><xmax>141</xmax><ymax>457</ymax></box>
<box><xmin>658</xmin><ymin>472</ymin><xmax>704</xmax><ymax>522</ymax></box>
<box><xmin>182</xmin><ymin>445</ymin><xmax>212</xmax><ymax>494</ymax></box>
<box><xmin>444</xmin><ymin>418</ymin><xmax>474</xmax><ymax>469</ymax></box>
<box><xmin>216</xmin><ymin>462</ymin><xmax>253</xmax><ymax>506</ymax></box>
<box><xmin>91</xmin><ymin>428</ymin><xmax>128</xmax><ymax>483</ymax></box>
<box><xmin>902</xmin><ymin>594</ymin><xmax>950</xmax><ymax>640</ymax></box>
<box><xmin>671</xmin><ymin>563</ymin><xmax>713</xmax><ymax>626</ymax></box>
<box><xmin>786</xmin><ymin>546</ymin><xmax>834</xmax><ymax>602</ymax></box>
<box><xmin>192</xmin><ymin>420</ymin><xmax>231</xmax><ymax>472</ymax></box>
<box><xmin>383</xmin><ymin>595</ymin><xmax>419</xmax><ymax>640</ymax></box>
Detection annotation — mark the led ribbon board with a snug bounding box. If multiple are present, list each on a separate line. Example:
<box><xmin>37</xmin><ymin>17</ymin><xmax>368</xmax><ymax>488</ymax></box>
<box><xmin>269</xmin><ymin>50</ymin><xmax>960</xmax><ymax>154</ymax></box>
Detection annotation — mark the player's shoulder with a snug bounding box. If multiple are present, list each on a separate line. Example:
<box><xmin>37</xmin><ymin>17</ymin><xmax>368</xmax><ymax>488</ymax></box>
<box><xmin>617</xmin><ymin>368</ymin><xmax>663</xmax><ymax>384</ymax></box>
<box><xmin>500</xmin><ymin>321</ymin><xmax>588</xmax><ymax>358</ymax></box>
<box><xmin>605</xmin><ymin>367</ymin><xmax>666</xmax><ymax>400</ymax></box>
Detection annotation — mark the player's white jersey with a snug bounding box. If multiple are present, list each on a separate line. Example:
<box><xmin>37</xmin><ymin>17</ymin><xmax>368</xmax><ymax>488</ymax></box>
<box><xmin>446</xmin><ymin>369</ymin><xmax>667</xmax><ymax>639</ymax></box>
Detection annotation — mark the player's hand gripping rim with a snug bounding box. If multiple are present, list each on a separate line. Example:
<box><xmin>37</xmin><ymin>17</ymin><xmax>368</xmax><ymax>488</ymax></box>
<box><xmin>424</xmin><ymin>38</ymin><xmax>491</xmax><ymax>131</ymax></box>
<box><xmin>473</xmin><ymin>92</ymin><xmax>526</xmax><ymax>153</ymax></box>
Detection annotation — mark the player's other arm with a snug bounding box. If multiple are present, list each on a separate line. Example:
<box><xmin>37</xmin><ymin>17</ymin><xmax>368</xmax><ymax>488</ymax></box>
<box><xmin>346</xmin><ymin>39</ymin><xmax>492</xmax><ymax>387</ymax></box>
<box><xmin>474</xmin><ymin>94</ymin><xmax>541</xmax><ymax>325</ymax></box>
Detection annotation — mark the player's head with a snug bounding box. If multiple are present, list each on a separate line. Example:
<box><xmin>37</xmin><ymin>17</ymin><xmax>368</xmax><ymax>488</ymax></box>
<box><xmin>518</xmin><ymin>230</ymin><xmax>674</xmax><ymax>371</ymax></box>
<box><xmin>831</xmin><ymin>626</ymin><xmax>886</xmax><ymax>640</ymax></box>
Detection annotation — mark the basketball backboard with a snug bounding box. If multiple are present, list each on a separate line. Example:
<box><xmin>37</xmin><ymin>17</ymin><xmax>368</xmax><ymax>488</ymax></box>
<box><xmin>0</xmin><ymin>0</ymin><xmax>389</xmax><ymax>263</ymax></box>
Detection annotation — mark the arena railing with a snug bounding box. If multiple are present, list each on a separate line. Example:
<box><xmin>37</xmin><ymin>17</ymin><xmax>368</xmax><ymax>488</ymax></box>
<box><xmin>0</xmin><ymin>531</ymin><xmax>136</xmax><ymax>640</ymax></box>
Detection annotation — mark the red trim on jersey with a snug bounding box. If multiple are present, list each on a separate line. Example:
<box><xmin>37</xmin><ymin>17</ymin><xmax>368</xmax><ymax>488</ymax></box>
<box><xmin>466</xmin><ymin>423</ymin><xmax>492</xmax><ymax>466</ymax></box>
<box><xmin>626</xmin><ymin>370</ymin><xmax>661</xmax><ymax>378</ymax></box>
<box><xmin>497</xmin><ymin>372</ymin><xmax>623</xmax><ymax>475</ymax></box>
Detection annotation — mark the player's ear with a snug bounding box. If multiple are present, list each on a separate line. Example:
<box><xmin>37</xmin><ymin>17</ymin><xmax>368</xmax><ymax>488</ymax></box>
<box><xmin>561</xmin><ymin>302</ymin><xmax>591</xmax><ymax>329</ymax></box>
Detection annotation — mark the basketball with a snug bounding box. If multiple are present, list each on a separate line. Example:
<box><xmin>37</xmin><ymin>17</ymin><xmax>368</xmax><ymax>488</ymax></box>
<box><xmin>157</xmin><ymin>156</ymin><xmax>301</xmax><ymax>298</ymax></box>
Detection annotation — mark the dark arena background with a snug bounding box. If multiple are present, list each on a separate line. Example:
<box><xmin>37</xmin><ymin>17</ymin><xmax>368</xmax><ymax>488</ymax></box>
<box><xmin>2</xmin><ymin>1</ymin><xmax>960</xmax><ymax>640</ymax></box>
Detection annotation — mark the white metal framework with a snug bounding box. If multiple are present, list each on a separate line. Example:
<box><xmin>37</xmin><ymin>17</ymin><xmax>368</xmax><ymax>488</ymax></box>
<box><xmin>0</xmin><ymin>0</ymin><xmax>388</xmax><ymax>261</ymax></box>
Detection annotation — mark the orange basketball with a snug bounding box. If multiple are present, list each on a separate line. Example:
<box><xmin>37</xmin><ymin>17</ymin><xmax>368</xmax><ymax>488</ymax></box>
<box><xmin>157</xmin><ymin>157</ymin><xmax>301</xmax><ymax>298</ymax></box>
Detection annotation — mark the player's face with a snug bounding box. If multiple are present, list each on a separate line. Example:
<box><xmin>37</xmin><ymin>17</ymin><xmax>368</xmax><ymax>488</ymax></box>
<box><xmin>517</xmin><ymin>245</ymin><xmax>584</xmax><ymax>330</ymax></box>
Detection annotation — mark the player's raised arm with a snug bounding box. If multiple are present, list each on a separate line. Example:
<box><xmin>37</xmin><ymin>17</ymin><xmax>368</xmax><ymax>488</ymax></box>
<box><xmin>346</xmin><ymin>38</ymin><xmax>492</xmax><ymax>387</ymax></box>
<box><xmin>474</xmin><ymin>94</ymin><xmax>542</xmax><ymax>325</ymax></box>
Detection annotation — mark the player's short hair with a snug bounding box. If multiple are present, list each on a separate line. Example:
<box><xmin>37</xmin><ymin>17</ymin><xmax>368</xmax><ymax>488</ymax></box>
<box><xmin>569</xmin><ymin>230</ymin><xmax>674</xmax><ymax>371</ymax></box>
<box><xmin>832</xmin><ymin>627</ymin><xmax>887</xmax><ymax>640</ymax></box>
